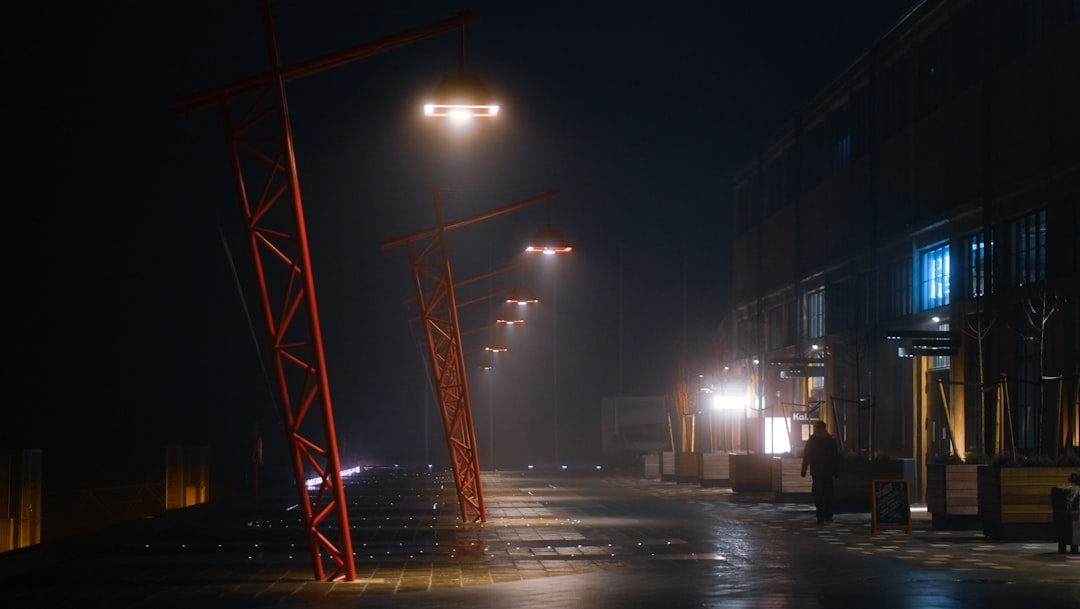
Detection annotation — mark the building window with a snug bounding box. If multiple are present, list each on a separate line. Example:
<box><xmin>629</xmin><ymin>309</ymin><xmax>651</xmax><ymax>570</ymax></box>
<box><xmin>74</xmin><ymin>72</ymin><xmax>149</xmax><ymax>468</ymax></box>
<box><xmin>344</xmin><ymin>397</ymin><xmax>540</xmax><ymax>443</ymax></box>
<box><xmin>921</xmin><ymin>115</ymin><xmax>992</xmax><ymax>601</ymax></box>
<box><xmin>734</xmin><ymin>180</ymin><xmax>759</xmax><ymax>236</ymax></box>
<box><xmin>766</xmin><ymin>304</ymin><xmax>786</xmax><ymax>350</ymax></box>
<box><xmin>994</xmin><ymin>0</ymin><xmax>1047</xmax><ymax>68</ymax></box>
<box><xmin>765</xmin><ymin>153</ymin><xmax>788</xmax><ymax>216</ymax></box>
<box><xmin>921</xmin><ymin>244</ymin><xmax>951</xmax><ymax>310</ymax></box>
<box><xmin>806</xmin><ymin>287</ymin><xmax>825</xmax><ymax>340</ymax></box>
<box><xmin>950</xmin><ymin>1</ymin><xmax>980</xmax><ymax>96</ymax></box>
<box><xmin>885</xmin><ymin>258</ymin><xmax>913</xmax><ymax>319</ymax></box>
<box><xmin>849</xmin><ymin>87</ymin><xmax>870</xmax><ymax>160</ymax></box>
<box><xmin>916</xmin><ymin>27</ymin><xmax>947</xmax><ymax>117</ymax></box>
<box><xmin>1007</xmin><ymin>209</ymin><xmax>1046</xmax><ymax>286</ymax></box>
<box><xmin>929</xmin><ymin>322</ymin><xmax>951</xmax><ymax>370</ymax></box>
<box><xmin>827</xmin><ymin>278</ymin><xmax>861</xmax><ymax>333</ymax></box>
<box><xmin>826</xmin><ymin>105</ymin><xmax>852</xmax><ymax>176</ymax></box>
<box><xmin>881</xmin><ymin>56</ymin><xmax>910</xmax><ymax>138</ymax></box>
<box><xmin>963</xmin><ymin>232</ymin><xmax>993</xmax><ymax>299</ymax></box>
<box><xmin>804</xmin><ymin>122</ymin><xmax>825</xmax><ymax>188</ymax></box>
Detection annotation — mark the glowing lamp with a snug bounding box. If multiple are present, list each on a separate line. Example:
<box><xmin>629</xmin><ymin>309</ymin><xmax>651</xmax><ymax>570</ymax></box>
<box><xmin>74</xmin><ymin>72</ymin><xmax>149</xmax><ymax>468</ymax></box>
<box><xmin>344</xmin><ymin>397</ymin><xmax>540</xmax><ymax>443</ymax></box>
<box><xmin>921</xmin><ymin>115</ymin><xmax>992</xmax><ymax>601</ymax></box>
<box><xmin>424</xmin><ymin>74</ymin><xmax>499</xmax><ymax>118</ymax></box>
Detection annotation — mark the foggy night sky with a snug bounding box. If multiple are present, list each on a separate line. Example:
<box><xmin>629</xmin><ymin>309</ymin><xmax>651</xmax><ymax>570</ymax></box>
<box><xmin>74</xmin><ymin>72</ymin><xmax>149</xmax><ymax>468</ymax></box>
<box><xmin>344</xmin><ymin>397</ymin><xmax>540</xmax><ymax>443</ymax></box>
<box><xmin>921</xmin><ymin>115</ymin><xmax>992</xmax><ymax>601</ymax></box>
<box><xmin>7</xmin><ymin>1</ymin><xmax>919</xmax><ymax>491</ymax></box>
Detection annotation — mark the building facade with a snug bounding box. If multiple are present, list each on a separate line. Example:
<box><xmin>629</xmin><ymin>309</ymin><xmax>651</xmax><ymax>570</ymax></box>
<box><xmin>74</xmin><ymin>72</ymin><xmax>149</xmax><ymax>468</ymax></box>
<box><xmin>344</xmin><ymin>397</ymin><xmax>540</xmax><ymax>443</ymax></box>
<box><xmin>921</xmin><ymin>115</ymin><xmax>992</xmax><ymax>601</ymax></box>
<box><xmin>723</xmin><ymin>0</ymin><xmax>1079</xmax><ymax>501</ymax></box>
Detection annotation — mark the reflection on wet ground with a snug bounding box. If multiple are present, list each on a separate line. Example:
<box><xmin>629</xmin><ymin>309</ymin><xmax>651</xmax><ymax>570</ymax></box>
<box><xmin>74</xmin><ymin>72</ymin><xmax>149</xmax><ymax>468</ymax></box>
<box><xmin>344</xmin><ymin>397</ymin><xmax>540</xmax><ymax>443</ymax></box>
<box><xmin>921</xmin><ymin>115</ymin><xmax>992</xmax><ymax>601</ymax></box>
<box><xmin>1</xmin><ymin>468</ymin><xmax>1077</xmax><ymax>608</ymax></box>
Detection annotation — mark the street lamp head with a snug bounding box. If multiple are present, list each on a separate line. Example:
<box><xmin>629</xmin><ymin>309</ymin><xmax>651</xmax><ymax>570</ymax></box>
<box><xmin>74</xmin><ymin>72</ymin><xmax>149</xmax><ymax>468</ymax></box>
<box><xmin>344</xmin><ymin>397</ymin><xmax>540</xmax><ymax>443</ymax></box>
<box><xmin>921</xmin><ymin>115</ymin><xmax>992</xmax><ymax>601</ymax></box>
<box><xmin>505</xmin><ymin>286</ymin><xmax>540</xmax><ymax>305</ymax></box>
<box><xmin>526</xmin><ymin>226</ymin><xmax>572</xmax><ymax>254</ymax></box>
<box><xmin>424</xmin><ymin>74</ymin><xmax>500</xmax><ymax>119</ymax></box>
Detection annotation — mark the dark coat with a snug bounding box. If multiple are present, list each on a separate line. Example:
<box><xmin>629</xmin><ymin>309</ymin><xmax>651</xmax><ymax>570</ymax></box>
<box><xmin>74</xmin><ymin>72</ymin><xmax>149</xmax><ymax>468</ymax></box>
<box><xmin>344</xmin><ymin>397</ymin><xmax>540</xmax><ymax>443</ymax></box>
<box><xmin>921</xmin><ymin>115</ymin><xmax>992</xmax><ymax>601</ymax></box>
<box><xmin>801</xmin><ymin>431</ymin><xmax>840</xmax><ymax>478</ymax></box>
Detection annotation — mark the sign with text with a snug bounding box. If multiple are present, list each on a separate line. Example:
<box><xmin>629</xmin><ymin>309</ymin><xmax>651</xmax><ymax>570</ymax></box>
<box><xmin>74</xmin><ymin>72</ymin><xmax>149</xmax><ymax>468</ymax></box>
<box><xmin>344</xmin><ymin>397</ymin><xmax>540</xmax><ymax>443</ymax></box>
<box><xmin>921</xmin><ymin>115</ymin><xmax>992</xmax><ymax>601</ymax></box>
<box><xmin>871</xmin><ymin>478</ymin><xmax>911</xmax><ymax>534</ymax></box>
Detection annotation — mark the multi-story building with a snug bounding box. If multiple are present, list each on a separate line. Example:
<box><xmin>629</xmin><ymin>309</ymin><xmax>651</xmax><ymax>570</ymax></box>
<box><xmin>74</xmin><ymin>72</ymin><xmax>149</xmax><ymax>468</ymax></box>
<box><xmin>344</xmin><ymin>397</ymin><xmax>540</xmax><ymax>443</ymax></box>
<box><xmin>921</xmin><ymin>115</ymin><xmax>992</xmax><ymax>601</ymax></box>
<box><xmin>722</xmin><ymin>0</ymin><xmax>1079</xmax><ymax>501</ymax></box>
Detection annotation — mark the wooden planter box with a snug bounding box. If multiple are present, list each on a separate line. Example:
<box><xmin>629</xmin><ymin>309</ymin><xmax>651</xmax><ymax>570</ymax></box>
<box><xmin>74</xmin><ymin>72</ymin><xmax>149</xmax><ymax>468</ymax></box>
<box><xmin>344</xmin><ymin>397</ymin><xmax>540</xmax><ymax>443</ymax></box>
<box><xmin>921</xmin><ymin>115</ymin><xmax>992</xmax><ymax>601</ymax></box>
<box><xmin>729</xmin><ymin>453</ymin><xmax>774</xmax><ymax>493</ymax></box>
<box><xmin>926</xmin><ymin>463</ymin><xmax>983</xmax><ymax>529</ymax></box>
<box><xmin>642</xmin><ymin>453</ymin><xmax>660</xmax><ymax>480</ymax></box>
<box><xmin>1050</xmin><ymin>485</ymin><xmax>1080</xmax><ymax>554</ymax></box>
<box><xmin>675</xmin><ymin>451</ymin><xmax>701</xmax><ymax>483</ymax></box>
<box><xmin>660</xmin><ymin>451</ymin><xmax>676</xmax><ymax>482</ymax></box>
<box><xmin>700</xmin><ymin>452</ymin><xmax>731</xmax><ymax>488</ymax></box>
<box><xmin>772</xmin><ymin>457</ymin><xmax>812</xmax><ymax>501</ymax></box>
<box><xmin>834</xmin><ymin>459</ymin><xmax>915</xmax><ymax>513</ymax></box>
<box><xmin>977</xmin><ymin>466</ymin><xmax>1077</xmax><ymax>541</ymax></box>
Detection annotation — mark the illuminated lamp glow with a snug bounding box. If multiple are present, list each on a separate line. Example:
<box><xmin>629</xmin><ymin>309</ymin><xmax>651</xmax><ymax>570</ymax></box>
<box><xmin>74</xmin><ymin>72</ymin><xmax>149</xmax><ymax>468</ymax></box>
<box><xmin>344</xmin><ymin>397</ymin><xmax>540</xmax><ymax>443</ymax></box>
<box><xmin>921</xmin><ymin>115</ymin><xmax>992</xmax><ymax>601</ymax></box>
<box><xmin>424</xmin><ymin>74</ymin><xmax>500</xmax><ymax>118</ymax></box>
<box><xmin>525</xmin><ymin>227</ymin><xmax>573</xmax><ymax>254</ymax></box>
<box><xmin>713</xmin><ymin>396</ymin><xmax>747</xmax><ymax>410</ymax></box>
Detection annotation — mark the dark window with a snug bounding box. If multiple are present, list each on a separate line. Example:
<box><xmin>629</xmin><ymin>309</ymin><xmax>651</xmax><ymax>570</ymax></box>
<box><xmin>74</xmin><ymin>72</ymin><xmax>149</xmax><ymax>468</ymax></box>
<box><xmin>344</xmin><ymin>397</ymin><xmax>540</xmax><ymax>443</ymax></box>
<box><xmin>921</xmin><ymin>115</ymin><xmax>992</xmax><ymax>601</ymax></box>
<box><xmin>916</xmin><ymin>27</ymin><xmax>947</xmax><ymax>117</ymax></box>
<box><xmin>766</xmin><ymin>304</ymin><xmax>785</xmax><ymax>350</ymax></box>
<box><xmin>1007</xmin><ymin>209</ymin><xmax>1047</xmax><ymax>286</ymax></box>
<box><xmin>993</xmin><ymin>0</ymin><xmax>1047</xmax><ymax>68</ymax></box>
<box><xmin>765</xmin><ymin>155</ymin><xmax>785</xmax><ymax>216</ymax></box>
<box><xmin>734</xmin><ymin>180</ymin><xmax>759</xmax><ymax>236</ymax></box>
<box><xmin>885</xmin><ymin>258</ymin><xmax>912</xmax><ymax>319</ymax></box>
<box><xmin>849</xmin><ymin>87</ymin><xmax>870</xmax><ymax>160</ymax></box>
<box><xmin>881</xmin><ymin>56</ymin><xmax>910</xmax><ymax>138</ymax></box>
<box><xmin>950</xmin><ymin>1</ymin><xmax>981</xmax><ymax>95</ymax></box>
<box><xmin>804</xmin><ymin>122</ymin><xmax>825</xmax><ymax>187</ymax></box>
<box><xmin>826</xmin><ymin>279</ymin><xmax>851</xmax><ymax>333</ymax></box>
<box><xmin>826</xmin><ymin>105</ymin><xmax>852</xmax><ymax>176</ymax></box>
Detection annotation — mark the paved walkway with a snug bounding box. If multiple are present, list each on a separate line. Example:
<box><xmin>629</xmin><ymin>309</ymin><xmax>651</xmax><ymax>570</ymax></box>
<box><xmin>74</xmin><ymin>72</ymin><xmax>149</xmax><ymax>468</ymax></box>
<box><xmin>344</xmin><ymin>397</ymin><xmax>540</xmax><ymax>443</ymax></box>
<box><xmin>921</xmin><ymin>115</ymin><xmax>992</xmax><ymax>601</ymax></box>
<box><xmin>2</xmin><ymin>468</ymin><xmax>1077</xmax><ymax>608</ymax></box>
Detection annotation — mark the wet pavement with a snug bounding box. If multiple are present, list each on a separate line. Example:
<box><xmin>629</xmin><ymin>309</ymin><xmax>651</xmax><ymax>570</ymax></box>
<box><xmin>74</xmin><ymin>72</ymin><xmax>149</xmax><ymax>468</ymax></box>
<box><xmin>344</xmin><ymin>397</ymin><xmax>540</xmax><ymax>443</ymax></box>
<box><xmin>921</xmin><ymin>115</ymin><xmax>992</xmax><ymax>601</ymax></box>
<box><xmin>1</xmin><ymin>467</ymin><xmax>1077</xmax><ymax>608</ymax></box>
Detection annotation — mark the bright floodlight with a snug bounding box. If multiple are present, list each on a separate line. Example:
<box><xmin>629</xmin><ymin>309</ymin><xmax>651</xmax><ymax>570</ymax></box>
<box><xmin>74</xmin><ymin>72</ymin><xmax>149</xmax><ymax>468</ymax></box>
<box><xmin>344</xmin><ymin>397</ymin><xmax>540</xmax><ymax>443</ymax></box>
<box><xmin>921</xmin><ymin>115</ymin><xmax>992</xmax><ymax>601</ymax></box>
<box><xmin>424</xmin><ymin>74</ymin><xmax>500</xmax><ymax>118</ymax></box>
<box><xmin>713</xmin><ymin>396</ymin><xmax>748</xmax><ymax>410</ymax></box>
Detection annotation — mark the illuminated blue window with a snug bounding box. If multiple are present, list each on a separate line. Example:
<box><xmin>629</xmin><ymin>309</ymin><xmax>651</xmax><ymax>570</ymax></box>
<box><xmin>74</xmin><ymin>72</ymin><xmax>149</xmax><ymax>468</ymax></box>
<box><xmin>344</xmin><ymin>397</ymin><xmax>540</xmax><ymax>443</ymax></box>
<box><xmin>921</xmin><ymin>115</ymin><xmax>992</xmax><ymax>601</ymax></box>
<box><xmin>921</xmin><ymin>244</ymin><xmax>950</xmax><ymax>310</ymax></box>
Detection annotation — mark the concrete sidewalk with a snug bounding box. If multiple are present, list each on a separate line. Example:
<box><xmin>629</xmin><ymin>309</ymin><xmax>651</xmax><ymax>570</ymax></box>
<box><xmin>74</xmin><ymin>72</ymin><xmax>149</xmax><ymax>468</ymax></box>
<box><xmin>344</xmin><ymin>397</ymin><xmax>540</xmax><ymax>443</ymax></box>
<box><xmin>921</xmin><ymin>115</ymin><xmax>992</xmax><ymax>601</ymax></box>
<box><xmin>2</xmin><ymin>468</ymin><xmax>1077</xmax><ymax>608</ymax></box>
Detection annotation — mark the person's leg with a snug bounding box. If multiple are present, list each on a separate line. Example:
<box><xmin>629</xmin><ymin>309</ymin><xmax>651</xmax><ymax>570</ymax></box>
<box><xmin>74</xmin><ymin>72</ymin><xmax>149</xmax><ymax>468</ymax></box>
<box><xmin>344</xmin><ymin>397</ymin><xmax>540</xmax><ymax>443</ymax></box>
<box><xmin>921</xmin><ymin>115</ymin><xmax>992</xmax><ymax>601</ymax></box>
<box><xmin>811</xmin><ymin>478</ymin><xmax>825</xmax><ymax>524</ymax></box>
<box><xmin>821</xmin><ymin>477</ymin><xmax>835</xmax><ymax>522</ymax></box>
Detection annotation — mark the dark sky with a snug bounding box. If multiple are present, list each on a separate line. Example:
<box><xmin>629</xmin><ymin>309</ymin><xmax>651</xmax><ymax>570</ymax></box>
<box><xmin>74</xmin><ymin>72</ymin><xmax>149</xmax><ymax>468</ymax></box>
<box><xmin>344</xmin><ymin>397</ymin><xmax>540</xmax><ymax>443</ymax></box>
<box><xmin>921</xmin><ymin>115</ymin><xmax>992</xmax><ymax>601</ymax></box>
<box><xmin>7</xmin><ymin>1</ymin><xmax>919</xmax><ymax>489</ymax></box>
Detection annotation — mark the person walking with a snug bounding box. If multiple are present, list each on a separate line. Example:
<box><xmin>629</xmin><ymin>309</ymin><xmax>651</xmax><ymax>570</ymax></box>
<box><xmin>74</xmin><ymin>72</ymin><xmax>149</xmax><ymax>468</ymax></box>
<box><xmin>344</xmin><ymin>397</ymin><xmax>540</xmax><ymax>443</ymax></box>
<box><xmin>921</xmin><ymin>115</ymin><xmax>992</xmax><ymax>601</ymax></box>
<box><xmin>801</xmin><ymin>420</ymin><xmax>840</xmax><ymax>525</ymax></box>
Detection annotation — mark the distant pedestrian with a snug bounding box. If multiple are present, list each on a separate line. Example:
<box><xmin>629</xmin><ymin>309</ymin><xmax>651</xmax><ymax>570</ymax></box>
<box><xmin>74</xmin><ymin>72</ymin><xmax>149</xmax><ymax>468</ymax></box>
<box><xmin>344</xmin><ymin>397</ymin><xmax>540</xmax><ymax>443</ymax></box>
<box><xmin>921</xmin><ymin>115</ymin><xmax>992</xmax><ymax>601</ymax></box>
<box><xmin>801</xmin><ymin>420</ymin><xmax>840</xmax><ymax>525</ymax></box>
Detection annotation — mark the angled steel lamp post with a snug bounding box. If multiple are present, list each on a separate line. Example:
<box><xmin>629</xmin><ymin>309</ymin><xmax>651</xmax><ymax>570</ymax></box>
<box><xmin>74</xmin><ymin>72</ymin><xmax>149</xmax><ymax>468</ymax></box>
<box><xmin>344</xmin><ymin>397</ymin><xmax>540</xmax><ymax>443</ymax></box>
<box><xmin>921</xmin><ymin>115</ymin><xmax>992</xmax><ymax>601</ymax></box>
<box><xmin>381</xmin><ymin>188</ymin><xmax>569</xmax><ymax>523</ymax></box>
<box><xmin>172</xmin><ymin>1</ymin><xmax>496</xmax><ymax>582</ymax></box>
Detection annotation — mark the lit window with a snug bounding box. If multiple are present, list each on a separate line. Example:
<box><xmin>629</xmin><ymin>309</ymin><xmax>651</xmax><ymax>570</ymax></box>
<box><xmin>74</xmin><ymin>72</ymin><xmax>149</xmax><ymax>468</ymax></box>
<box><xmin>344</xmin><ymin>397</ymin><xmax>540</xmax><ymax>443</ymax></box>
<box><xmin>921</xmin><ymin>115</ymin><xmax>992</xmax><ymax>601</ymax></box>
<box><xmin>929</xmin><ymin>322</ymin><xmax>951</xmax><ymax>370</ymax></box>
<box><xmin>964</xmin><ymin>233</ymin><xmax>992</xmax><ymax>298</ymax></box>
<box><xmin>807</xmin><ymin>288</ymin><xmax>825</xmax><ymax>339</ymax></box>
<box><xmin>921</xmin><ymin>244</ymin><xmax>950</xmax><ymax>310</ymax></box>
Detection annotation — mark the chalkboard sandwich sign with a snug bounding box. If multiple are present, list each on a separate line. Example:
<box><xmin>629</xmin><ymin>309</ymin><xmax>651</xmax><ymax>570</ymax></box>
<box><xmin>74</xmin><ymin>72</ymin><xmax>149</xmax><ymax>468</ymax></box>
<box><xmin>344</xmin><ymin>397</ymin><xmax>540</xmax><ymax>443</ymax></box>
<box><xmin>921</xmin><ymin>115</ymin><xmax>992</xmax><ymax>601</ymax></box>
<box><xmin>871</xmin><ymin>478</ymin><xmax>912</xmax><ymax>534</ymax></box>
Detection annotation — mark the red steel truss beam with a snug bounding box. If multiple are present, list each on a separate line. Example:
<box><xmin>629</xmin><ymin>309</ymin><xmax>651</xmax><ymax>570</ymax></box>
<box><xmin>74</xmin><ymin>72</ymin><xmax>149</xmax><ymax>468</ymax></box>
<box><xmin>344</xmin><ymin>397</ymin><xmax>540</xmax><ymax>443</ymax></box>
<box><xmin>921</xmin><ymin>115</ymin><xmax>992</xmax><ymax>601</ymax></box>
<box><xmin>407</xmin><ymin>188</ymin><xmax>485</xmax><ymax>522</ymax></box>
<box><xmin>382</xmin><ymin>188</ymin><xmax>559</xmax><ymax>523</ymax></box>
<box><xmin>173</xmin><ymin>2</ymin><xmax>482</xmax><ymax>581</ymax></box>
